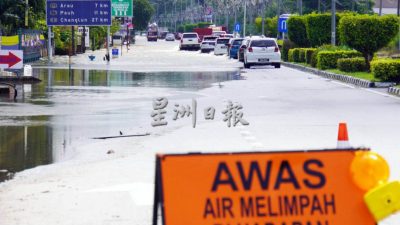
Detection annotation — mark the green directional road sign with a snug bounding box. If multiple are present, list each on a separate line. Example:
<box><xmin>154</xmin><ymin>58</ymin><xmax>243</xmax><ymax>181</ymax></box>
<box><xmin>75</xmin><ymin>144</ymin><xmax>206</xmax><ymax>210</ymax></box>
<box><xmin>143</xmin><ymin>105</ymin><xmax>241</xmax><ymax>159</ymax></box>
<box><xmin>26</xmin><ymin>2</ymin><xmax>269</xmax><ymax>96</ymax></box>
<box><xmin>112</xmin><ymin>0</ymin><xmax>132</xmax><ymax>17</ymax></box>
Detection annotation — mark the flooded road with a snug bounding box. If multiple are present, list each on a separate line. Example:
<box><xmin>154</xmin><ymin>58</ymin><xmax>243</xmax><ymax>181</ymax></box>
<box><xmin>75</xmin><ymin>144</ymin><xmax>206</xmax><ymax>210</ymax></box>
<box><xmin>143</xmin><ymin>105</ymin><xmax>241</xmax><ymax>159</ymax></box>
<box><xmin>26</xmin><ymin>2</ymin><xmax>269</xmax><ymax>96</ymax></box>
<box><xmin>0</xmin><ymin>68</ymin><xmax>241</xmax><ymax>181</ymax></box>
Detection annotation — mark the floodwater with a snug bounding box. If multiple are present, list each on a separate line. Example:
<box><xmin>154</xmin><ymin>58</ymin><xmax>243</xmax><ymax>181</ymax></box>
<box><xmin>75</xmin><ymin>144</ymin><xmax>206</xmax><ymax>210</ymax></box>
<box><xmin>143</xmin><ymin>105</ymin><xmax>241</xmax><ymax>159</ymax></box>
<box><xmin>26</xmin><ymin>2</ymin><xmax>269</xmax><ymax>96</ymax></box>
<box><xmin>0</xmin><ymin>68</ymin><xmax>242</xmax><ymax>182</ymax></box>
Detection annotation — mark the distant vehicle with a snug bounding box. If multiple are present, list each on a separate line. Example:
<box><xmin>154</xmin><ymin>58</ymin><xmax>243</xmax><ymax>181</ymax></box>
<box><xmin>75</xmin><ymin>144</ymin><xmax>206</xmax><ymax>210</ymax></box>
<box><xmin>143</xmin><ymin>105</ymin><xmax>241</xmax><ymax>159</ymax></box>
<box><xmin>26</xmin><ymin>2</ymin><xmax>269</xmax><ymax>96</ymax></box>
<box><xmin>165</xmin><ymin>33</ymin><xmax>175</xmax><ymax>41</ymax></box>
<box><xmin>214</xmin><ymin>37</ymin><xmax>230</xmax><ymax>55</ymax></box>
<box><xmin>220</xmin><ymin>33</ymin><xmax>234</xmax><ymax>38</ymax></box>
<box><xmin>147</xmin><ymin>23</ymin><xmax>158</xmax><ymax>42</ymax></box>
<box><xmin>180</xmin><ymin>33</ymin><xmax>201</xmax><ymax>50</ymax></box>
<box><xmin>200</xmin><ymin>36</ymin><xmax>217</xmax><ymax>53</ymax></box>
<box><xmin>193</xmin><ymin>28</ymin><xmax>213</xmax><ymax>41</ymax></box>
<box><xmin>212</xmin><ymin>30</ymin><xmax>227</xmax><ymax>37</ymax></box>
<box><xmin>159</xmin><ymin>31</ymin><xmax>168</xmax><ymax>39</ymax></box>
<box><xmin>174</xmin><ymin>33</ymin><xmax>182</xmax><ymax>40</ymax></box>
<box><xmin>229</xmin><ymin>38</ymin><xmax>245</xmax><ymax>59</ymax></box>
<box><xmin>243</xmin><ymin>38</ymin><xmax>281</xmax><ymax>69</ymax></box>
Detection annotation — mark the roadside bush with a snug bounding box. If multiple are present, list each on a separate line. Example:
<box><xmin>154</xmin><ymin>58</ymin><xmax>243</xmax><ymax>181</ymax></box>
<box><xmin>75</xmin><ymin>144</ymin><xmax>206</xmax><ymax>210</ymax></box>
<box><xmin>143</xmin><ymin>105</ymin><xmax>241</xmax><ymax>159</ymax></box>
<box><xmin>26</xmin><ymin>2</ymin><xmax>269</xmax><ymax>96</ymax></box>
<box><xmin>197</xmin><ymin>22</ymin><xmax>213</xmax><ymax>28</ymax></box>
<box><xmin>317</xmin><ymin>50</ymin><xmax>362</xmax><ymax>70</ymax></box>
<box><xmin>337</xmin><ymin>57</ymin><xmax>367</xmax><ymax>72</ymax></box>
<box><xmin>298</xmin><ymin>48</ymin><xmax>307</xmax><ymax>63</ymax></box>
<box><xmin>288</xmin><ymin>49</ymin><xmax>295</xmax><ymax>62</ymax></box>
<box><xmin>371</xmin><ymin>59</ymin><xmax>400</xmax><ymax>82</ymax></box>
<box><xmin>282</xmin><ymin>39</ymin><xmax>296</xmax><ymax>61</ymax></box>
<box><xmin>305</xmin><ymin>48</ymin><xmax>316</xmax><ymax>64</ymax></box>
<box><xmin>305</xmin><ymin>13</ymin><xmax>343</xmax><ymax>47</ymax></box>
<box><xmin>287</xmin><ymin>15</ymin><xmax>309</xmax><ymax>47</ymax></box>
<box><xmin>339</xmin><ymin>14</ymin><xmax>399</xmax><ymax>70</ymax></box>
<box><xmin>292</xmin><ymin>48</ymin><xmax>301</xmax><ymax>62</ymax></box>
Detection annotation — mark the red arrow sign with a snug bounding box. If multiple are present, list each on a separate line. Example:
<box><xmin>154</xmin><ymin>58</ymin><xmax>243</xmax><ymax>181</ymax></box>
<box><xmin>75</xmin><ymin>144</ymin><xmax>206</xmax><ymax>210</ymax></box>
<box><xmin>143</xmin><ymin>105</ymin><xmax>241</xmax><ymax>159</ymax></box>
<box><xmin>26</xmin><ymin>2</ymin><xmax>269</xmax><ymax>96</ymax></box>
<box><xmin>0</xmin><ymin>51</ymin><xmax>22</xmax><ymax>68</ymax></box>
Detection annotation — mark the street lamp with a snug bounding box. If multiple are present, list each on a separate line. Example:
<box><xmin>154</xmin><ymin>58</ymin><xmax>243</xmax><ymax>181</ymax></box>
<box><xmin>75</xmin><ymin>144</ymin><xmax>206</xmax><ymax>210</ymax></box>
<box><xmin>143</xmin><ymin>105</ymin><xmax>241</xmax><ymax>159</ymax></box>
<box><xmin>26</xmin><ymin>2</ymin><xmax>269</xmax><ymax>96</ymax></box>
<box><xmin>331</xmin><ymin>0</ymin><xmax>336</xmax><ymax>46</ymax></box>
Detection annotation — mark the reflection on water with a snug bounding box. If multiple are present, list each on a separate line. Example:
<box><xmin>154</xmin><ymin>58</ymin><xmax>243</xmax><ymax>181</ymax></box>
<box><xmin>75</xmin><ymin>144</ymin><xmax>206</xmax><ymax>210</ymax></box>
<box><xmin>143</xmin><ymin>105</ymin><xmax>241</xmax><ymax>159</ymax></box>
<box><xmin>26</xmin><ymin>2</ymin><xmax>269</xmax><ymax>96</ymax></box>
<box><xmin>0</xmin><ymin>69</ymin><xmax>242</xmax><ymax>182</ymax></box>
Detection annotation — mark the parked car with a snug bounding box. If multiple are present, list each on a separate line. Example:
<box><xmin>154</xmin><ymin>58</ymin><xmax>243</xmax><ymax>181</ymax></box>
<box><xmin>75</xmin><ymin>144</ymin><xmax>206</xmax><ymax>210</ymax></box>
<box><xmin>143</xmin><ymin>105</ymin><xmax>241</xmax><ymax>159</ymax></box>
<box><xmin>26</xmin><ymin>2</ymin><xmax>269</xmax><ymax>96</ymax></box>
<box><xmin>174</xmin><ymin>32</ymin><xmax>182</xmax><ymax>40</ymax></box>
<box><xmin>214</xmin><ymin>37</ymin><xmax>230</xmax><ymax>55</ymax></box>
<box><xmin>165</xmin><ymin>33</ymin><xmax>175</xmax><ymax>41</ymax></box>
<box><xmin>180</xmin><ymin>33</ymin><xmax>201</xmax><ymax>50</ymax></box>
<box><xmin>229</xmin><ymin>38</ymin><xmax>244</xmax><ymax>59</ymax></box>
<box><xmin>238</xmin><ymin>39</ymin><xmax>250</xmax><ymax>62</ymax></box>
<box><xmin>200</xmin><ymin>36</ymin><xmax>217</xmax><ymax>53</ymax></box>
<box><xmin>243</xmin><ymin>38</ymin><xmax>281</xmax><ymax>69</ymax></box>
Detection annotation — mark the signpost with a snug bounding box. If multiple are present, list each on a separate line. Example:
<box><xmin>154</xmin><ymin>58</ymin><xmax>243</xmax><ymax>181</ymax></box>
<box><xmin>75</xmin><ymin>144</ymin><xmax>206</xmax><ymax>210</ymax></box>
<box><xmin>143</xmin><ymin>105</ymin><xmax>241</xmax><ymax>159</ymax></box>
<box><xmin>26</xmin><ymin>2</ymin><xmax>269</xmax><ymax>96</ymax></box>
<box><xmin>0</xmin><ymin>50</ymin><xmax>23</xmax><ymax>69</ymax></box>
<box><xmin>234</xmin><ymin>23</ymin><xmax>241</xmax><ymax>33</ymax></box>
<box><xmin>46</xmin><ymin>0</ymin><xmax>112</xmax><ymax>26</ymax></box>
<box><xmin>111</xmin><ymin>0</ymin><xmax>133</xmax><ymax>17</ymax></box>
<box><xmin>153</xmin><ymin>149</ymin><xmax>375</xmax><ymax>225</ymax></box>
<box><xmin>278</xmin><ymin>17</ymin><xmax>288</xmax><ymax>33</ymax></box>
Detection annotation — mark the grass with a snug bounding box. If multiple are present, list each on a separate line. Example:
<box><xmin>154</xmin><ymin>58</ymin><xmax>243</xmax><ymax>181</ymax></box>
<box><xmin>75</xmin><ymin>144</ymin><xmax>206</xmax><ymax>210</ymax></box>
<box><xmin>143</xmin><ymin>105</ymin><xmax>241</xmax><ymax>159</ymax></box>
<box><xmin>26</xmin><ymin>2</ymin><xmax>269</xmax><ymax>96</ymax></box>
<box><xmin>327</xmin><ymin>69</ymin><xmax>379</xmax><ymax>82</ymax></box>
<box><xmin>288</xmin><ymin>61</ymin><xmax>380</xmax><ymax>82</ymax></box>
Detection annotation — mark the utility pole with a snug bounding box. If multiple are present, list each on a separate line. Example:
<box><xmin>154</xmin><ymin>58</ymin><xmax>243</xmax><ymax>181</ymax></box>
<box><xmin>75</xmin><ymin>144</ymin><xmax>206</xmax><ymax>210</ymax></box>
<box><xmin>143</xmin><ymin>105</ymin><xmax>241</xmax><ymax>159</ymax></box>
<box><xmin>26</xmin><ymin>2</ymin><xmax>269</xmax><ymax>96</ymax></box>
<box><xmin>398</xmin><ymin>0</ymin><xmax>400</xmax><ymax>16</ymax></box>
<box><xmin>379</xmin><ymin>0</ymin><xmax>383</xmax><ymax>15</ymax></box>
<box><xmin>25</xmin><ymin>0</ymin><xmax>29</xmax><ymax>27</ymax></box>
<box><xmin>318</xmin><ymin>0</ymin><xmax>321</xmax><ymax>13</ymax></box>
<box><xmin>261</xmin><ymin>1</ymin><xmax>265</xmax><ymax>36</ymax></box>
<box><xmin>48</xmin><ymin>26</ymin><xmax>52</xmax><ymax>62</ymax></box>
<box><xmin>331</xmin><ymin>0</ymin><xmax>336</xmax><ymax>46</ymax></box>
<box><xmin>243</xmin><ymin>2</ymin><xmax>246</xmax><ymax>37</ymax></box>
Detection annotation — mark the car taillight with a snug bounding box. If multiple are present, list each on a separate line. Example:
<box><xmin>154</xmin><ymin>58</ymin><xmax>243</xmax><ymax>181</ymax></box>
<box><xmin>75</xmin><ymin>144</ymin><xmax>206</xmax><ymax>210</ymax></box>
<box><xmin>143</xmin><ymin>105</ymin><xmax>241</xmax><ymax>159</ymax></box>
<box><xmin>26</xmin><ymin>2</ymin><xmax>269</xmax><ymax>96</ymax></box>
<box><xmin>248</xmin><ymin>47</ymin><xmax>253</xmax><ymax>52</ymax></box>
<box><xmin>275</xmin><ymin>46</ymin><xmax>279</xmax><ymax>52</ymax></box>
<box><xmin>227</xmin><ymin>44</ymin><xmax>231</xmax><ymax>48</ymax></box>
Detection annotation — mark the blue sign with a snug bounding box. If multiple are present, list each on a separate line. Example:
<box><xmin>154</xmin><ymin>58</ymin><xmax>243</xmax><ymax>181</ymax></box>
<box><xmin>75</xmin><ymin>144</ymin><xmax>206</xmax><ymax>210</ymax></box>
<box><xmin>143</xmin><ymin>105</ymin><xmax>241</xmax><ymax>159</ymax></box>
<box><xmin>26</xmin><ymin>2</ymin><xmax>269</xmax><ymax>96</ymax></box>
<box><xmin>47</xmin><ymin>0</ymin><xmax>112</xmax><ymax>26</ymax></box>
<box><xmin>112</xmin><ymin>48</ymin><xmax>119</xmax><ymax>55</ymax></box>
<box><xmin>234</xmin><ymin>23</ymin><xmax>241</xmax><ymax>32</ymax></box>
<box><xmin>278</xmin><ymin>17</ymin><xmax>288</xmax><ymax>33</ymax></box>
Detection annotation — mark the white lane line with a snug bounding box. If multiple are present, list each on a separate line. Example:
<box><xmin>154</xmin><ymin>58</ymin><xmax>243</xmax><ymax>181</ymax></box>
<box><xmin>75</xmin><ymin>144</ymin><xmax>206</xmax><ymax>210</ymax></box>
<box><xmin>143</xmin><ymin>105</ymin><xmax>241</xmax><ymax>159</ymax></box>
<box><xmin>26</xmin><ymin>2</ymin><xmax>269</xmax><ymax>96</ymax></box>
<box><xmin>330</xmin><ymin>80</ymin><xmax>400</xmax><ymax>100</ymax></box>
<box><xmin>85</xmin><ymin>182</ymin><xmax>153</xmax><ymax>206</ymax></box>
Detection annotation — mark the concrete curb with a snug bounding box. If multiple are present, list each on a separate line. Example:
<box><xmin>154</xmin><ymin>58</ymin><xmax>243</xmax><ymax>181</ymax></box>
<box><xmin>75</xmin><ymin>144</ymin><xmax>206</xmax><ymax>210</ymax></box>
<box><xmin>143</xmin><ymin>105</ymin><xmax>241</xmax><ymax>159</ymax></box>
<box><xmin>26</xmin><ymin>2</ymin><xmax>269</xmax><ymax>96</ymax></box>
<box><xmin>388</xmin><ymin>86</ymin><xmax>400</xmax><ymax>96</ymax></box>
<box><xmin>282</xmin><ymin>62</ymin><xmax>374</xmax><ymax>88</ymax></box>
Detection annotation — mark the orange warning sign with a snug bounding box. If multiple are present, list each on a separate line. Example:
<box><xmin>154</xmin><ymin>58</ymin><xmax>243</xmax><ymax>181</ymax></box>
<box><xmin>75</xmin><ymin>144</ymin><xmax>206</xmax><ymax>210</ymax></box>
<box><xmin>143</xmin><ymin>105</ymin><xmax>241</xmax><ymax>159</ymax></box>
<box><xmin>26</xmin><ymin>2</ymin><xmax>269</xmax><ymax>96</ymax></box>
<box><xmin>153</xmin><ymin>150</ymin><xmax>375</xmax><ymax>225</ymax></box>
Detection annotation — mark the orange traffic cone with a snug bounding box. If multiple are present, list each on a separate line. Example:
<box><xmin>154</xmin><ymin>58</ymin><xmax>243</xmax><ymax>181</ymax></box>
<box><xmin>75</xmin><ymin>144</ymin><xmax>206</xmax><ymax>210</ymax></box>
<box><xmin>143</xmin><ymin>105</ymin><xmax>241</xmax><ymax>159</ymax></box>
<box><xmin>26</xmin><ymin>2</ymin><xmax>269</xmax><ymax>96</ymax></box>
<box><xmin>337</xmin><ymin>122</ymin><xmax>351</xmax><ymax>149</ymax></box>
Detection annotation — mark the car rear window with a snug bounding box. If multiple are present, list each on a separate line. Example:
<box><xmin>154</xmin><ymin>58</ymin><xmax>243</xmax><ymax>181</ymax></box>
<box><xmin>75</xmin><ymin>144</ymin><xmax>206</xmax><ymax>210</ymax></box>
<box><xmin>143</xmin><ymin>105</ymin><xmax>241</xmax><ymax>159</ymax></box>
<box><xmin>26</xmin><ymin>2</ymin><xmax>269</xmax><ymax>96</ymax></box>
<box><xmin>233</xmin><ymin>39</ymin><xmax>244</xmax><ymax>45</ymax></box>
<box><xmin>217</xmin><ymin>39</ymin><xmax>230</xmax><ymax>44</ymax></box>
<box><xmin>204</xmin><ymin>37</ymin><xmax>216</xmax><ymax>41</ymax></box>
<box><xmin>183</xmin><ymin>34</ymin><xmax>198</xmax><ymax>38</ymax></box>
<box><xmin>250</xmin><ymin>40</ymin><xmax>276</xmax><ymax>47</ymax></box>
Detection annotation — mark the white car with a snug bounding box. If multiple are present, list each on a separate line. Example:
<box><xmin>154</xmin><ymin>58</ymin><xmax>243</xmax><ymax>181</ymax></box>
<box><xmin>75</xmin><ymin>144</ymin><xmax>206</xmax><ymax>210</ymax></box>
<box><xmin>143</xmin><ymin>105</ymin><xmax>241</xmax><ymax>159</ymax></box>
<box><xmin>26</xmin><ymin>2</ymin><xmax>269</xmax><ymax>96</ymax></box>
<box><xmin>165</xmin><ymin>33</ymin><xmax>175</xmax><ymax>41</ymax></box>
<box><xmin>179</xmin><ymin>33</ymin><xmax>201</xmax><ymax>50</ymax></box>
<box><xmin>214</xmin><ymin>38</ymin><xmax>230</xmax><ymax>55</ymax></box>
<box><xmin>243</xmin><ymin>38</ymin><xmax>281</xmax><ymax>69</ymax></box>
<box><xmin>212</xmin><ymin>31</ymin><xmax>226</xmax><ymax>37</ymax></box>
<box><xmin>200</xmin><ymin>36</ymin><xmax>217</xmax><ymax>53</ymax></box>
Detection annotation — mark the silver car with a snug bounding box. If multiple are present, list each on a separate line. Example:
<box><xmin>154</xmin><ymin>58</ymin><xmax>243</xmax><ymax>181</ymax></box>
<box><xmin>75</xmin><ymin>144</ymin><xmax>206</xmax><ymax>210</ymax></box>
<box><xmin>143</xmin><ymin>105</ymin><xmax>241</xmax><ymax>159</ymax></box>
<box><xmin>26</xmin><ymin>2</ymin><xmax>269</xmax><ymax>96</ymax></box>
<box><xmin>165</xmin><ymin>33</ymin><xmax>175</xmax><ymax>41</ymax></box>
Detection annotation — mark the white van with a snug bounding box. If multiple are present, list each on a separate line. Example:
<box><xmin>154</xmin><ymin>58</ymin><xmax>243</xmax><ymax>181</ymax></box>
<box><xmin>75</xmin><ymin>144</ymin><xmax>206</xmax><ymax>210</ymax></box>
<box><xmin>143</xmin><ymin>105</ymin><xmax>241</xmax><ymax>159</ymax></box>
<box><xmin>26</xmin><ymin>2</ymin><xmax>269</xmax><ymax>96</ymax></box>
<box><xmin>214</xmin><ymin>38</ymin><xmax>230</xmax><ymax>55</ymax></box>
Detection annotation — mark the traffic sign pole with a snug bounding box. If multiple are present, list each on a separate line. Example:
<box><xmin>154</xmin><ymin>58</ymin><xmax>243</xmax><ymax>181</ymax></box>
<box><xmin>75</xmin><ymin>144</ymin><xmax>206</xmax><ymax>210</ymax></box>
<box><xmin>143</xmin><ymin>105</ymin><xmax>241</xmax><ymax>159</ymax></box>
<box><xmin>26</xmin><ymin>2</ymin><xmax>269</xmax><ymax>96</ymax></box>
<box><xmin>48</xmin><ymin>26</ymin><xmax>52</xmax><ymax>62</ymax></box>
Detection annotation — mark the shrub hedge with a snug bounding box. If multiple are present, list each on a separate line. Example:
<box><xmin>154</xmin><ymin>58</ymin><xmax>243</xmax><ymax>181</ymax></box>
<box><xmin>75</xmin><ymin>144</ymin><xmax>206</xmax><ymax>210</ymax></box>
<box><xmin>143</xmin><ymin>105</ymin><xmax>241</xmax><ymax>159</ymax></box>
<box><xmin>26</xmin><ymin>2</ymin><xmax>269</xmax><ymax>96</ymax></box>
<box><xmin>287</xmin><ymin>16</ymin><xmax>309</xmax><ymax>47</ymax></box>
<box><xmin>305</xmin><ymin>48</ymin><xmax>316</xmax><ymax>64</ymax></box>
<box><xmin>371</xmin><ymin>59</ymin><xmax>400</xmax><ymax>82</ymax></box>
<box><xmin>288</xmin><ymin>49</ymin><xmax>295</xmax><ymax>62</ymax></box>
<box><xmin>299</xmin><ymin>48</ymin><xmax>307</xmax><ymax>63</ymax></box>
<box><xmin>317</xmin><ymin>50</ymin><xmax>362</xmax><ymax>70</ymax></box>
<box><xmin>337</xmin><ymin>57</ymin><xmax>367</xmax><ymax>72</ymax></box>
<box><xmin>305</xmin><ymin>13</ymin><xmax>334</xmax><ymax>47</ymax></box>
<box><xmin>339</xmin><ymin>15</ymin><xmax>399</xmax><ymax>70</ymax></box>
<box><xmin>282</xmin><ymin>39</ymin><xmax>296</xmax><ymax>62</ymax></box>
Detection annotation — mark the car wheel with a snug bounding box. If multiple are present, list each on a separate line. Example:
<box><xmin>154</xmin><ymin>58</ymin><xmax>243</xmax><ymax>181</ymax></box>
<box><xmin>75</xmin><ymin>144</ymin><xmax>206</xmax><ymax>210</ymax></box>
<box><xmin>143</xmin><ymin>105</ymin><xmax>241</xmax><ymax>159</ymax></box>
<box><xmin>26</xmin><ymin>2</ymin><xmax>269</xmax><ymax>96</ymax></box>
<box><xmin>274</xmin><ymin>63</ymin><xmax>281</xmax><ymax>69</ymax></box>
<box><xmin>244</xmin><ymin>62</ymin><xmax>250</xmax><ymax>69</ymax></box>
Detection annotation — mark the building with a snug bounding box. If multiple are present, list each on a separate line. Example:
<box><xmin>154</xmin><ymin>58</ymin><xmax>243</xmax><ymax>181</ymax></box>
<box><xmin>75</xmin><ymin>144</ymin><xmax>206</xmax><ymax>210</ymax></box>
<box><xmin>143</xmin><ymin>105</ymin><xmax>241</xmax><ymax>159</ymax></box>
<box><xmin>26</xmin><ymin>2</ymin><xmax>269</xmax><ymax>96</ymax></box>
<box><xmin>373</xmin><ymin>0</ymin><xmax>399</xmax><ymax>15</ymax></box>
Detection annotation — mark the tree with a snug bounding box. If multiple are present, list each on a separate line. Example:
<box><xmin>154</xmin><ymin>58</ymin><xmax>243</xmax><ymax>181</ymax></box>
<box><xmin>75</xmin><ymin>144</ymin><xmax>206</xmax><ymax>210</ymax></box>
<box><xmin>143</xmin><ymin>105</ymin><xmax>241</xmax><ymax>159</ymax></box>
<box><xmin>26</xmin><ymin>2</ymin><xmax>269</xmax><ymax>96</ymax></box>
<box><xmin>339</xmin><ymin>15</ymin><xmax>399</xmax><ymax>70</ymax></box>
<box><xmin>133</xmin><ymin>0</ymin><xmax>155</xmax><ymax>30</ymax></box>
